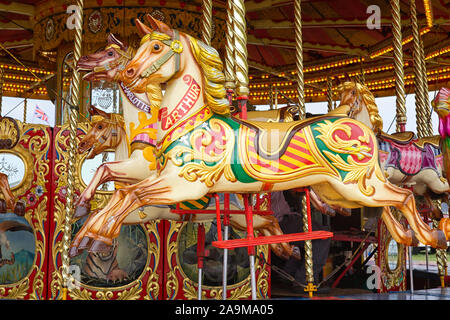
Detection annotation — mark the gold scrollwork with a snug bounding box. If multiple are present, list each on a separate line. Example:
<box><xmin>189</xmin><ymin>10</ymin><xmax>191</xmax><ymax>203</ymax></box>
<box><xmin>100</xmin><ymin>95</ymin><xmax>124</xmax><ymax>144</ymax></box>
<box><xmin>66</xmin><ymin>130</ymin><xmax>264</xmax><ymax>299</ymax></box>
<box><xmin>166</xmin><ymin>118</ymin><xmax>236</xmax><ymax>187</ymax></box>
<box><xmin>0</xmin><ymin>122</ymin><xmax>50</xmax><ymax>300</ymax></box>
<box><xmin>167</xmin><ymin>221</ymin><xmax>269</xmax><ymax>300</ymax></box>
<box><xmin>315</xmin><ymin>119</ymin><xmax>384</xmax><ymax>196</ymax></box>
<box><xmin>51</xmin><ymin>123</ymin><xmax>161</xmax><ymax>300</ymax></box>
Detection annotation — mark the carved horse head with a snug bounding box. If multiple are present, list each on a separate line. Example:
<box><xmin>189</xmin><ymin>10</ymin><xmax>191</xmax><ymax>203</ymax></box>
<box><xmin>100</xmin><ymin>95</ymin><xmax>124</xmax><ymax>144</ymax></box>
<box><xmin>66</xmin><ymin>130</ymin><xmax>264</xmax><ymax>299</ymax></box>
<box><xmin>76</xmin><ymin>34</ymin><xmax>134</xmax><ymax>82</ymax></box>
<box><xmin>78</xmin><ymin>105</ymin><xmax>126</xmax><ymax>159</ymax></box>
<box><xmin>336</xmin><ymin>81</ymin><xmax>384</xmax><ymax>134</ymax></box>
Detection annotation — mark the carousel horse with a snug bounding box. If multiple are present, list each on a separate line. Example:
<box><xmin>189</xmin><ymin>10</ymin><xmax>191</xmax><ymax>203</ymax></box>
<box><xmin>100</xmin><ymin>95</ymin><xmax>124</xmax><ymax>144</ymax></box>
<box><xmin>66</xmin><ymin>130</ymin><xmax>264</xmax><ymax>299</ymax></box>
<box><xmin>431</xmin><ymin>87</ymin><xmax>450</xmax><ymax>234</ymax></box>
<box><xmin>75</xmin><ymin>33</ymin><xmax>161</xmax><ymax>219</ymax></box>
<box><xmin>70</xmin><ymin>16</ymin><xmax>449</xmax><ymax>257</ymax></box>
<box><xmin>336</xmin><ymin>81</ymin><xmax>449</xmax><ymax>220</ymax></box>
<box><xmin>75</xmin><ymin>37</ymin><xmax>294</xmax><ymax>259</ymax></box>
<box><xmin>0</xmin><ymin>172</ymin><xmax>25</xmax><ymax>216</ymax></box>
<box><xmin>77</xmin><ymin>34</ymin><xmax>347</xmax><ymax>218</ymax></box>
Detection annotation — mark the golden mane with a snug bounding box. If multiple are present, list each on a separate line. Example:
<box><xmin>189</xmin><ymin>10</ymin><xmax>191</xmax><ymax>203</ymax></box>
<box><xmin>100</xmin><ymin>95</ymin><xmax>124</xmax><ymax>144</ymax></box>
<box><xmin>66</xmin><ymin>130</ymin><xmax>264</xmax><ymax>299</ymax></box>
<box><xmin>187</xmin><ymin>35</ymin><xmax>230</xmax><ymax>116</ymax></box>
<box><xmin>337</xmin><ymin>81</ymin><xmax>383</xmax><ymax>132</ymax></box>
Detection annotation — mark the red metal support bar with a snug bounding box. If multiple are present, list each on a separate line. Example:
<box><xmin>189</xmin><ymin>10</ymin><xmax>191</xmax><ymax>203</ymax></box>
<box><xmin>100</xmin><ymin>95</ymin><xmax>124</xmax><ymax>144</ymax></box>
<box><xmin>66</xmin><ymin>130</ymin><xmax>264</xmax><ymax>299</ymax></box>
<box><xmin>331</xmin><ymin>241</ymin><xmax>371</xmax><ymax>288</ymax></box>
<box><xmin>244</xmin><ymin>194</ymin><xmax>256</xmax><ymax>256</ymax></box>
<box><xmin>197</xmin><ymin>224</ymin><xmax>206</xmax><ymax>270</ymax></box>
<box><xmin>215</xmin><ymin>194</ymin><xmax>223</xmax><ymax>241</ymax></box>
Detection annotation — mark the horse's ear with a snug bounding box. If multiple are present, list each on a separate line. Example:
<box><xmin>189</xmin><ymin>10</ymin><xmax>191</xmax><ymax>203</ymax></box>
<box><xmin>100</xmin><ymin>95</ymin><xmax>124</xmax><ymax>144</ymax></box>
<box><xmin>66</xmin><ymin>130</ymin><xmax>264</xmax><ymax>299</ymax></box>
<box><xmin>135</xmin><ymin>18</ymin><xmax>153</xmax><ymax>37</ymax></box>
<box><xmin>89</xmin><ymin>105</ymin><xmax>109</xmax><ymax>118</ymax></box>
<box><xmin>145</xmin><ymin>14</ymin><xmax>173</xmax><ymax>37</ymax></box>
<box><xmin>108</xmin><ymin>33</ymin><xmax>126</xmax><ymax>50</ymax></box>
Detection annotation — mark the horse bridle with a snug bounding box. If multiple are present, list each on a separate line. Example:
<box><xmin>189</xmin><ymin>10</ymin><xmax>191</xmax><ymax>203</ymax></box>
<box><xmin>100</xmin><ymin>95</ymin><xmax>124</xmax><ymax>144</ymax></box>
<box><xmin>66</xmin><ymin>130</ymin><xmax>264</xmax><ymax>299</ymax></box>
<box><xmin>138</xmin><ymin>30</ymin><xmax>183</xmax><ymax>79</ymax></box>
<box><xmin>90</xmin><ymin>115</ymin><xmax>124</xmax><ymax>150</ymax></box>
<box><xmin>93</xmin><ymin>44</ymin><xmax>134</xmax><ymax>81</ymax></box>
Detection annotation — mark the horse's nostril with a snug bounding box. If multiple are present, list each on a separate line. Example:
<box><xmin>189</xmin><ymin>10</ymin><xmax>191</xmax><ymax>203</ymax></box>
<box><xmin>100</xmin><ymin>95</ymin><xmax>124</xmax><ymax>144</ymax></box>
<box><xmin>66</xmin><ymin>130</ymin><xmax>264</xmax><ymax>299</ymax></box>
<box><xmin>126</xmin><ymin>68</ymin><xmax>135</xmax><ymax>77</ymax></box>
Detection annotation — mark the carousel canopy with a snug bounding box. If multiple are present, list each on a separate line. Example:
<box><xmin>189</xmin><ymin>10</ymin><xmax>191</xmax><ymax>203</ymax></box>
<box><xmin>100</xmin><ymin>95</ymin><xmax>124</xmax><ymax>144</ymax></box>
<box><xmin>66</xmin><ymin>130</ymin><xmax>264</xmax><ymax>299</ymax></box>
<box><xmin>0</xmin><ymin>0</ymin><xmax>448</xmax><ymax>103</ymax></box>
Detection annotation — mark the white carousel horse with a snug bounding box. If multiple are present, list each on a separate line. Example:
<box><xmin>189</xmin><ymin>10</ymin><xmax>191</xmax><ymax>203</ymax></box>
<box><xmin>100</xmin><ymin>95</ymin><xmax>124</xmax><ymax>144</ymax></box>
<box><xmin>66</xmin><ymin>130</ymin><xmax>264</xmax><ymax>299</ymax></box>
<box><xmin>70</xmin><ymin>16</ymin><xmax>449</xmax><ymax>257</ymax></box>
<box><xmin>74</xmin><ymin>37</ymin><xmax>293</xmax><ymax>258</ymax></box>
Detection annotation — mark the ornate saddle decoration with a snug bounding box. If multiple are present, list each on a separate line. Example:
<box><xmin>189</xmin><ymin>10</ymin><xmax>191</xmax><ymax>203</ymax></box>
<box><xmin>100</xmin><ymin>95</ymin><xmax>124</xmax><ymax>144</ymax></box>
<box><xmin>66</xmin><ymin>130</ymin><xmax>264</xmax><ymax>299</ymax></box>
<box><xmin>379</xmin><ymin>134</ymin><xmax>443</xmax><ymax>176</ymax></box>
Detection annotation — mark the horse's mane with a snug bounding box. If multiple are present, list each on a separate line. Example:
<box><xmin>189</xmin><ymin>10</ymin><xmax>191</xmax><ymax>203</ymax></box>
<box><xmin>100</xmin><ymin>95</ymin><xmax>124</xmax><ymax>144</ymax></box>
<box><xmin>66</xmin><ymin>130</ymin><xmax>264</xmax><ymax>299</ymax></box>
<box><xmin>337</xmin><ymin>81</ymin><xmax>383</xmax><ymax>132</ymax></box>
<box><xmin>187</xmin><ymin>35</ymin><xmax>230</xmax><ymax>116</ymax></box>
<box><xmin>146</xmin><ymin>83</ymin><xmax>163</xmax><ymax>110</ymax></box>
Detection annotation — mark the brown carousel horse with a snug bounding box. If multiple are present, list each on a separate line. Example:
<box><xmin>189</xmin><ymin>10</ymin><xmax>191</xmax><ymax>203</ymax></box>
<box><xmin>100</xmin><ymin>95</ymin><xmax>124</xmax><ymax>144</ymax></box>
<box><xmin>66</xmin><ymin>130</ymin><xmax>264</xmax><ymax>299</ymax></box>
<box><xmin>69</xmin><ymin>17</ymin><xmax>449</xmax><ymax>257</ymax></box>
<box><xmin>0</xmin><ymin>172</ymin><xmax>25</xmax><ymax>216</ymax></box>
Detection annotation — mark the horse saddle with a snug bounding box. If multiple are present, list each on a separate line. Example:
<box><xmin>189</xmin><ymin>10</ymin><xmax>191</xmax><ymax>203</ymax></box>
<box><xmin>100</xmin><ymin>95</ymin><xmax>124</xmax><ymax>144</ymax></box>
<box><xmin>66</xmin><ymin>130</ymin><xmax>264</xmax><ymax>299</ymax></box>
<box><xmin>379</xmin><ymin>131</ymin><xmax>416</xmax><ymax>145</ymax></box>
<box><xmin>237</xmin><ymin>114</ymin><xmax>333</xmax><ymax>159</ymax></box>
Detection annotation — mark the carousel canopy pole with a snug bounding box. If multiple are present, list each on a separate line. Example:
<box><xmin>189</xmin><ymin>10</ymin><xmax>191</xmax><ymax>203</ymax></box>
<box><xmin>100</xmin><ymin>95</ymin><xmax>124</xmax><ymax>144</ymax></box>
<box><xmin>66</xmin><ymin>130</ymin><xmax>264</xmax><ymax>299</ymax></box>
<box><xmin>326</xmin><ymin>76</ymin><xmax>333</xmax><ymax>112</ymax></box>
<box><xmin>62</xmin><ymin>0</ymin><xmax>84</xmax><ymax>300</ymax></box>
<box><xmin>23</xmin><ymin>98</ymin><xmax>27</xmax><ymax>123</ymax></box>
<box><xmin>294</xmin><ymin>0</ymin><xmax>305</xmax><ymax>120</ymax></box>
<box><xmin>0</xmin><ymin>68</ymin><xmax>3</xmax><ymax>116</ymax></box>
<box><xmin>390</xmin><ymin>0</ymin><xmax>407</xmax><ymax>132</ymax></box>
<box><xmin>232</xmin><ymin>0</ymin><xmax>249</xmax><ymax>120</ymax></box>
<box><xmin>294</xmin><ymin>0</ymin><xmax>315</xmax><ymax>297</ymax></box>
<box><xmin>410</xmin><ymin>0</ymin><xmax>427</xmax><ymax>138</ymax></box>
<box><xmin>224</xmin><ymin>0</ymin><xmax>236</xmax><ymax>105</ymax></box>
<box><xmin>201</xmin><ymin>0</ymin><xmax>213</xmax><ymax>46</ymax></box>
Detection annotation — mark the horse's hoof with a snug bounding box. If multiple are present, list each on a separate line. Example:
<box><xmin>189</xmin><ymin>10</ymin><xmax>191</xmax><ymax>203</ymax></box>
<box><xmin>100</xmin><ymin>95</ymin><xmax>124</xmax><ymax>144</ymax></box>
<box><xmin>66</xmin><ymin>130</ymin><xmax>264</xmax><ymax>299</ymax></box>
<box><xmin>432</xmin><ymin>229</ymin><xmax>448</xmax><ymax>250</ymax></box>
<box><xmin>69</xmin><ymin>247</ymin><xmax>81</xmax><ymax>258</ymax></box>
<box><xmin>73</xmin><ymin>202</ymin><xmax>91</xmax><ymax>219</ymax></box>
<box><xmin>0</xmin><ymin>199</ymin><xmax>6</xmax><ymax>213</ymax></box>
<box><xmin>89</xmin><ymin>240</ymin><xmax>112</xmax><ymax>253</ymax></box>
<box><xmin>79</xmin><ymin>236</ymin><xmax>93</xmax><ymax>250</ymax></box>
<box><xmin>14</xmin><ymin>201</ymin><xmax>26</xmax><ymax>216</ymax></box>
<box><xmin>407</xmin><ymin>230</ymin><xmax>420</xmax><ymax>247</ymax></box>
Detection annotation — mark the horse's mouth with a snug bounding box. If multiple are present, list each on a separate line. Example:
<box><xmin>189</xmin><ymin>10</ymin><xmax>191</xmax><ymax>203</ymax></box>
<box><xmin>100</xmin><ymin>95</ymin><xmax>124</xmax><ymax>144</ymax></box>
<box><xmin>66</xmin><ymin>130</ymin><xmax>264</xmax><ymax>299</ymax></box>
<box><xmin>79</xmin><ymin>145</ymin><xmax>96</xmax><ymax>159</ymax></box>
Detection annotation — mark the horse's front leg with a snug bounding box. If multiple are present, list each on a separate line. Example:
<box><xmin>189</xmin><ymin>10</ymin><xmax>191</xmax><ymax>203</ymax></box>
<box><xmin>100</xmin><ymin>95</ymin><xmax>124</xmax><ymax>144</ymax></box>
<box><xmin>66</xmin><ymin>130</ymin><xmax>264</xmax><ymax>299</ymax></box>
<box><xmin>70</xmin><ymin>173</ymin><xmax>209</xmax><ymax>256</ymax></box>
<box><xmin>74</xmin><ymin>158</ymin><xmax>153</xmax><ymax>219</ymax></box>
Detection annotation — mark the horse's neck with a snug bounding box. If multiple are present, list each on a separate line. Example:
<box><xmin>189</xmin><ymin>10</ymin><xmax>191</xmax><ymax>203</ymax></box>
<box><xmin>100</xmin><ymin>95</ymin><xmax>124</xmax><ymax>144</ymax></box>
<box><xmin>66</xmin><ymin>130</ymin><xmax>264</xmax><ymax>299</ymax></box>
<box><xmin>119</xmin><ymin>84</ymin><xmax>152</xmax><ymax>138</ymax></box>
<box><xmin>353</xmin><ymin>103</ymin><xmax>374</xmax><ymax>130</ymax></box>
<box><xmin>114</xmin><ymin>128</ymin><xmax>130</xmax><ymax>161</ymax></box>
<box><xmin>158</xmin><ymin>61</ymin><xmax>205</xmax><ymax>140</ymax></box>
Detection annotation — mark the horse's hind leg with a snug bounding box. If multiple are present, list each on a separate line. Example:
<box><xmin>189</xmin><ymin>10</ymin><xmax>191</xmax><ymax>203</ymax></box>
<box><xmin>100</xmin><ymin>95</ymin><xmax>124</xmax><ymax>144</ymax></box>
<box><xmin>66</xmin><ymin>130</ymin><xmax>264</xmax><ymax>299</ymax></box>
<box><xmin>381</xmin><ymin>206</ymin><xmax>419</xmax><ymax>246</ymax></box>
<box><xmin>370</xmin><ymin>182</ymin><xmax>447</xmax><ymax>249</ymax></box>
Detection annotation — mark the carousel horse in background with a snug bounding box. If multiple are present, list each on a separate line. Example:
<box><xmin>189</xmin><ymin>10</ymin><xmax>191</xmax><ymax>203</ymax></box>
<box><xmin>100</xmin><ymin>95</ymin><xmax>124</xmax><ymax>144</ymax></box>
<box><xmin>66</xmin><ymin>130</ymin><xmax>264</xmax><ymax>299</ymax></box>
<box><xmin>0</xmin><ymin>172</ymin><xmax>25</xmax><ymax>216</ymax></box>
<box><xmin>432</xmin><ymin>87</ymin><xmax>450</xmax><ymax>234</ymax></box>
<box><xmin>337</xmin><ymin>81</ymin><xmax>449</xmax><ymax>221</ymax></box>
<box><xmin>75</xmin><ymin>33</ymin><xmax>161</xmax><ymax>219</ymax></box>
<box><xmin>69</xmin><ymin>16</ymin><xmax>450</xmax><ymax>257</ymax></box>
<box><xmin>75</xmin><ymin>36</ymin><xmax>295</xmax><ymax>260</ymax></box>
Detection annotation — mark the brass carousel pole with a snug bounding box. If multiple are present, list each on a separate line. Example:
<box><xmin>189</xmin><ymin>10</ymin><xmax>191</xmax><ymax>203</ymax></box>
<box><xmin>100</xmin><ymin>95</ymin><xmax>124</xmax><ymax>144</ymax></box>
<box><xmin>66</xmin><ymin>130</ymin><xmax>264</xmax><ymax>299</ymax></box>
<box><xmin>232</xmin><ymin>0</ymin><xmax>249</xmax><ymax>120</ymax></box>
<box><xmin>294</xmin><ymin>0</ymin><xmax>315</xmax><ymax>298</ymax></box>
<box><xmin>0</xmin><ymin>68</ymin><xmax>3</xmax><ymax>116</ymax></box>
<box><xmin>23</xmin><ymin>98</ymin><xmax>27</xmax><ymax>123</ymax></box>
<box><xmin>198</xmin><ymin>0</ymin><xmax>213</xmax><ymax>301</ymax></box>
<box><xmin>201</xmin><ymin>0</ymin><xmax>212</xmax><ymax>46</ymax></box>
<box><xmin>62</xmin><ymin>0</ymin><xmax>84</xmax><ymax>300</ymax></box>
<box><xmin>224</xmin><ymin>0</ymin><xmax>236</xmax><ymax>105</ymax></box>
<box><xmin>391</xmin><ymin>0</ymin><xmax>407</xmax><ymax>133</ymax></box>
<box><xmin>327</xmin><ymin>76</ymin><xmax>333</xmax><ymax>112</ymax></box>
<box><xmin>410</xmin><ymin>0</ymin><xmax>426</xmax><ymax>134</ymax></box>
<box><xmin>231</xmin><ymin>0</ymin><xmax>257</xmax><ymax>300</ymax></box>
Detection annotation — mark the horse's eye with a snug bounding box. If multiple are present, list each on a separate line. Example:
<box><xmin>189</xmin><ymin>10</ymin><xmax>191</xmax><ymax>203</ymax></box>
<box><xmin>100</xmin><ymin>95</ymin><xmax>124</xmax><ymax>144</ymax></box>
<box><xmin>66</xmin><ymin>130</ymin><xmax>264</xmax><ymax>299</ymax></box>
<box><xmin>153</xmin><ymin>44</ymin><xmax>160</xmax><ymax>51</ymax></box>
<box><xmin>108</xmin><ymin>51</ymin><xmax>114</xmax><ymax>56</ymax></box>
<box><xmin>98</xmin><ymin>124</ymin><xmax>103</xmax><ymax>129</ymax></box>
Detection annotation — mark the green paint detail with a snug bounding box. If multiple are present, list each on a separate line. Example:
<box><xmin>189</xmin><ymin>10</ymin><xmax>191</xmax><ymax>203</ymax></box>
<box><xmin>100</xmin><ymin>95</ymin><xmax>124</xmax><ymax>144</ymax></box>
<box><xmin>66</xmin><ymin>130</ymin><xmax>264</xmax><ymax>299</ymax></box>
<box><xmin>218</xmin><ymin>115</ymin><xmax>257</xmax><ymax>183</ymax></box>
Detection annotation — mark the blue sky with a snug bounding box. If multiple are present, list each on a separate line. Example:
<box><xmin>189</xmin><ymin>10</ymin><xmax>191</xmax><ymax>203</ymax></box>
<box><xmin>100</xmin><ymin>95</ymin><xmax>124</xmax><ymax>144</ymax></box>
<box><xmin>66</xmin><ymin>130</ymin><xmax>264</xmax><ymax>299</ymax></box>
<box><xmin>0</xmin><ymin>90</ymin><xmax>440</xmax><ymax>135</ymax></box>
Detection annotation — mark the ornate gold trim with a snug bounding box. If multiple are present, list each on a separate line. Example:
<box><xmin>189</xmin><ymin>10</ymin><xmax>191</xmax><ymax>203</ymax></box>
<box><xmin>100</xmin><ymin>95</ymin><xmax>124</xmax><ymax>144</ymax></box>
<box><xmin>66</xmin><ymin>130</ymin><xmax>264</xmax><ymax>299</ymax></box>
<box><xmin>166</xmin><ymin>221</ymin><xmax>269</xmax><ymax>300</ymax></box>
